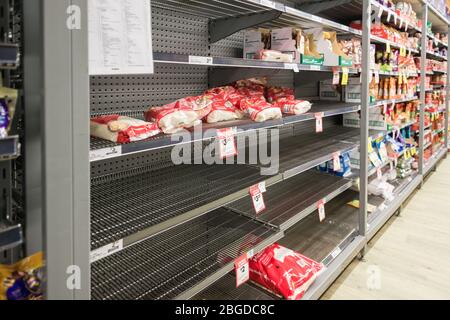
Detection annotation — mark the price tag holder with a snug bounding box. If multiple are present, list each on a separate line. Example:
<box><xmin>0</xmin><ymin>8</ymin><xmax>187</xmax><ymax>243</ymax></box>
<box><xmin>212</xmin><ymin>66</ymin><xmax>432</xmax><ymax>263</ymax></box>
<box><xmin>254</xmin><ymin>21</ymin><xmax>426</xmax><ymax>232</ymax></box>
<box><xmin>259</xmin><ymin>0</ymin><xmax>276</xmax><ymax>9</ymax></box>
<box><xmin>189</xmin><ymin>55</ymin><xmax>213</xmax><ymax>65</ymax></box>
<box><xmin>235</xmin><ymin>254</ymin><xmax>250</xmax><ymax>288</ymax></box>
<box><xmin>285</xmin><ymin>63</ymin><xmax>299</xmax><ymax>72</ymax></box>
<box><xmin>341</xmin><ymin>67</ymin><xmax>349</xmax><ymax>85</ymax></box>
<box><xmin>333</xmin><ymin>152</ymin><xmax>341</xmax><ymax>171</ymax></box>
<box><xmin>318</xmin><ymin>199</ymin><xmax>326</xmax><ymax>222</ymax></box>
<box><xmin>315</xmin><ymin>112</ymin><xmax>324</xmax><ymax>133</ymax></box>
<box><xmin>377</xmin><ymin>167</ymin><xmax>383</xmax><ymax>180</ymax></box>
<box><xmin>332</xmin><ymin>69</ymin><xmax>340</xmax><ymax>85</ymax></box>
<box><xmin>377</xmin><ymin>6</ymin><xmax>384</xmax><ymax>19</ymax></box>
<box><xmin>374</xmin><ymin>71</ymin><xmax>380</xmax><ymax>84</ymax></box>
<box><xmin>310</xmin><ymin>65</ymin><xmax>321</xmax><ymax>71</ymax></box>
<box><xmin>217</xmin><ymin>128</ymin><xmax>237</xmax><ymax>159</ymax></box>
<box><xmin>383</xmin><ymin>103</ymin><xmax>388</xmax><ymax>114</ymax></box>
<box><xmin>250</xmin><ymin>184</ymin><xmax>266</xmax><ymax>214</ymax></box>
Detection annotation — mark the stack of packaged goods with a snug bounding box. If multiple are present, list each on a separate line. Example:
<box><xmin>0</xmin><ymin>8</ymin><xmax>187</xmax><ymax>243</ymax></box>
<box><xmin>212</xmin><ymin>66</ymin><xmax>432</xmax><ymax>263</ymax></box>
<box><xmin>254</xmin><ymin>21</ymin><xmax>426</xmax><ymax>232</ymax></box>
<box><xmin>0</xmin><ymin>85</ymin><xmax>18</xmax><ymax>138</ymax></box>
<box><xmin>90</xmin><ymin>77</ymin><xmax>313</xmax><ymax>142</ymax></box>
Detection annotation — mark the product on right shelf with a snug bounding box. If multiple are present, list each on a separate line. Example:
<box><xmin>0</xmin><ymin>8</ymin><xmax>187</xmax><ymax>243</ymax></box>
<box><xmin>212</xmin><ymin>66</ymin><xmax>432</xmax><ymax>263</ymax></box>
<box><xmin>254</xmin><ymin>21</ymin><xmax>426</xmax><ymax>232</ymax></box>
<box><xmin>248</xmin><ymin>243</ymin><xmax>325</xmax><ymax>300</ymax></box>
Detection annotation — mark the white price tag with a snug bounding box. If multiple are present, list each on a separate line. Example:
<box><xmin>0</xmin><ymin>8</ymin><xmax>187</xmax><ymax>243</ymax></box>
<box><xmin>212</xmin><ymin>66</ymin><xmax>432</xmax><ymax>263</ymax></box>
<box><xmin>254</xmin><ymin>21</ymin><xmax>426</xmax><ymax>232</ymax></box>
<box><xmin>285</xmin><ymin>63</ymin><xmax>299</xmax><ymax>72</ymax></box>
<box><xmin>377</xmin><ymin>167</ymin><xmax>383</xmax><ymax>180</ymax></box>
<box><xmin>235</xmin><ymin>254</ymin><xmax>250</xmax><ymax>288</ymax></box>
<box><xmin>333</xmin><ymin>152</ymin><xmax>341</xmax><ymax>171</ymax></box>
<box><xmin>217</xmin><ymin>128</ymin><xmax>237</xmax><ymax>159</ymax></box>
<box><xmin>318</xmin><ymin>200</ymin><xmax>326</xmax><ymax>222</ymax></box>
<box><xmin>189</xmin><ymin>55</ymin><xmax>213</xmax><ymax>65</ymax></box>
<box><xmin>258</xmin><ymin>181</ymin><xmax>267</xmax><ymax>193</ymax></box>
<box><xmin>315</xmin><ymin>112</ymin><xmax>324</xmax><ymax>133</ymax></box>
<box><xmin>247</xmin><ymin>249</ymin><xmax>255</xmax><ymax>260</ymax></box>
<box><xmin>390</xmin><ymin>161</ymin><xmax>394</xmax><ymax>170</ymax></box>
<box><xmin>332</xmin><ymin>70</ymin><xmax>340</xmax><ymax>85</ymax></box>
<box><xmin>90</xmin><ymin>146</ymin><xmax>123</xmax><ymax>162</ymax></box>
<box><xmin>259</xmin><ymin>0</ymin><xmax>276</xmax><ymax>9</ymax></box>
<box><xmin>374</xmin><ymin>71</ymin><xmax>380</xmax><ymax>84</ymax></box>
<box><xmin>399</xmin><ymin>18</ymin><xmax>403</xmax><ymax>29</ymax></box>
<box><xmin>377</xmin><ymin>6</ymin><xmax>384</xmax><ymax>19</ymax></box>
<box><xmin>331</xmin><ymin>247</ymin><xmax>342</xmax><ymax>259</ymax></box>
<box><xmin>387</xmin><ymin>11</ymin><xmax>392</xmax><ymax>23</ymax></box>
<box><xmin>90</xmin><ymin>239</ymin><xmax>123</xmax><ymax>263</ymax></box>
<box><xmin>310</xmin><ymin>65</ymin><xmax>321</xmax><ymax>71</ymax></box>
<box><xmin>250</xmin><ymin>184</ymin><xmax>266</xmax><ymax>214</ymax></box>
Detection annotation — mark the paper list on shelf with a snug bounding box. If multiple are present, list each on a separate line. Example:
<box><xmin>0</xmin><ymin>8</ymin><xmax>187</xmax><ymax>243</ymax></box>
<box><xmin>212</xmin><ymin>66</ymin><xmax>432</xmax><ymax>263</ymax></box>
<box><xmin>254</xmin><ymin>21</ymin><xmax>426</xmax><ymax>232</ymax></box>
<box><xmin>88</xmin><ymin>0</ymin><xmax>154</xmax><ymax>75</ymax></box>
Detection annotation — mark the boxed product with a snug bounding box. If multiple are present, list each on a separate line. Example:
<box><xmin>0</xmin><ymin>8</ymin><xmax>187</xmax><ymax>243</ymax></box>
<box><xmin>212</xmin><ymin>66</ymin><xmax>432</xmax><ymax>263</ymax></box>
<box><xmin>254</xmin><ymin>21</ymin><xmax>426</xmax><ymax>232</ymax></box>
<box><xmin>244</xmin><ymin>29</ymin><xmax>271</xmax><ymax>60</ymax></box>
<box><xmin>343</xmin><ymin>77</ymin><xmax>362</xmax><ymax>103</ymax></box>
<box><xmin>271</xmin><ymin>27</ymin><xmax>304</xmax><ymax>63</ymax></box>
<box><xmin>320</xmin><ymin>79</ymin><xmax>341</xmax><ymax>101</ymax></box>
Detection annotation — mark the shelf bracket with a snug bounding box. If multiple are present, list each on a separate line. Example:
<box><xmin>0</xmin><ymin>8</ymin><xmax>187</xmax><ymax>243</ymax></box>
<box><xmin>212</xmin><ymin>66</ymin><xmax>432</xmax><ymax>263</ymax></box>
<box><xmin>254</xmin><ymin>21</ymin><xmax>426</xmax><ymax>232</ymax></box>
<box><xmin>294</xmin><ymin>0</ymin><xmax>353</xmax><ymax>14</ymax></box>
<box><xmin>209</xmin><ymin>10</ymin><xmax>281</xmax><ymax>43</ymax></box>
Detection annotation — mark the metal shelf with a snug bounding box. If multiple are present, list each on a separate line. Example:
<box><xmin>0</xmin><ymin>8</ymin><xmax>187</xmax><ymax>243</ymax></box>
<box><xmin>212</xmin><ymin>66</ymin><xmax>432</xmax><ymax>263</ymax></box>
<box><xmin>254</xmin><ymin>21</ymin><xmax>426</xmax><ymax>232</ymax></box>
<box><xmin>424</xmin><ymin>145</ymin><xmax>447</xmax><ymax>175</ymax></box>
<box><xmin>227</xmin><ymin>170</ymin><xmax>353</xmax><ymax>231</ymax></box>
<box><xmin>154</xmin><ymin>52</ymin><xmax>359</xmax><ymax>73</ymax></box>
<box><xmin>371</xmin><ymin>1</ymin><xmax>422</xmax><ymax>33</ymax></box>
<box><xmin>277</xmin><ymin>127</ymin><xmax>359</xmax><ymax>179</ymax></box>
<box><xmin>279</xmin><ymin>190</ymin><xmax>360</xmax><ymax>265</ymax></box>
<box><xmin>90</xmin><ymin>102</ymin><xmax>360</xmax><ymax>162</ymax></box>
<box><xmin>428</xmin><ymin>34</ymin><xmax>448</xmax><ymax>49</ymax></box>
<box><xmin>370</xmin><ymin>96</ymin><xmax>419</xmax><ymax>109</ymax></box>
<box><xmin>91</xmin><ymin>207</ymin><xmax>283</xmax><ymax>300</ymax></box>
<box><xmin>367</xmin><ymin>173</ymin><xmax>422</xmax><ymax>240</ymax></box>
<box><xmin>0</xmin><ymin>222</ymin><xmax>23</xmax><ymax>252</ymax></box>
<box><xmin>0</xmin><ymin>135</ymin><xmax>20</xmax><ymax>161</ymax></box>
<box><xmin>426</xmin><ymin>51</ymin><xmax>448</xmax><ymax>61</ymax></box>
<box><xmin>152</xmin><ymin>0</ymin><xmax>361</xmax><ymax>38</ymax></box>
<box><xmin>192</xmin><ymin>274</ymin><xmax>280</xmax><ymax>300</ymax></box>
<box><xmin>91</xmin><ymin>163</ymin><xmax>279</xmax><ymax>250</ymax></box>
<box><xmin>91</xmin><ymin>126</ymin><xmax>358</xmax><ymax>251</ymax></box>
<box><xmin>0</xmin><ymin>43</ymin><xmax>19</xmax><ymax>70</ymax></box>
<box><xmin>371</xmin><ymin>35</ymin><xmax>420</xmax><ymax>55</ymax></box>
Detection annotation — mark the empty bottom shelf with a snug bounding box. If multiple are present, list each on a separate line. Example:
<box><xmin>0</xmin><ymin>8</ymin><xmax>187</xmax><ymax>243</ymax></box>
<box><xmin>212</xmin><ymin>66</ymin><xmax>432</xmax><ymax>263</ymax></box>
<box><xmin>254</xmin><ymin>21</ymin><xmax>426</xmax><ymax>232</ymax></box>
<box><xmin>91</xmin><ymin>207</ymin><xmax>282</xmax><ymax>301</ymax></box>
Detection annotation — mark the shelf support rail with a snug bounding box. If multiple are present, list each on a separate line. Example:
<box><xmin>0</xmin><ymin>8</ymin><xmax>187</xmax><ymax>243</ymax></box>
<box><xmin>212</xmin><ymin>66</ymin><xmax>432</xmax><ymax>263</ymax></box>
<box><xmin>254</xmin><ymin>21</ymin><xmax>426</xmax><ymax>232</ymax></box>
<box><xmin>209</xmin><ymin>10</ymin><xmax>282</xmax><ymax>43</ymax></box>
<box><xmin>359</xmin><ymin>0</ymin><xmax>371</xmax><ymax>240</ymax></box>
<box><xmin>419</xmin><ymin>4</ymin><xmax>428</xmax><ymax>176</ymax></box>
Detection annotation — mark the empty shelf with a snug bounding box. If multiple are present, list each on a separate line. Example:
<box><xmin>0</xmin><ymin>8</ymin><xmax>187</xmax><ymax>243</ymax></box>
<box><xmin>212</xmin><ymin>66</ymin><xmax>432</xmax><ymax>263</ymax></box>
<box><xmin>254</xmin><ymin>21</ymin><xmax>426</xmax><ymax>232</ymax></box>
<box><xmin>227</xmin><ymin>170</ymin><xmax>353</xmax><ymax>230</ymax></box>
<box><xmin>192</xmin><ymin>274</ymin><xmax>279</xmax><ymax>300</ymax></box>
<box><xmin>279</xmin><ymin>190</ymin><xmax>359</xmax><ymax>264</ymax></box>
<box><xmin>91</xmin><ymin>163</ymin><xmax>277</xmax><ymax>250</ymax></box>
<box><xmin>91</xmin><ymin>208</ymin><xmax>283</xmax><ymax>300</ymax></box>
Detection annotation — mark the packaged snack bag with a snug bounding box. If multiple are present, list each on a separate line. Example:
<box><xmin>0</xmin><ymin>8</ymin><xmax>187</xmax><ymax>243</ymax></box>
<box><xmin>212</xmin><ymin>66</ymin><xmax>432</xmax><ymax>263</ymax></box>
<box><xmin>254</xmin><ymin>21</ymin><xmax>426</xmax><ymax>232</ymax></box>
<box><xmin>239</xmin><ymin>97</ymin><xmax>282</xmax><ymax>122</ymax></box>
<box><xmin>206</xmin><ymin>99</ymin><xmax>245</xmax><ymax>124</ymax></box>
<box><xmin>0</xmin><ymin>252</ymin><xmax>44</xmax><ymax>300</ymax></box>
<box><xmin>145</xmin><ymin>101</ymin><xmax>201</xmax><ymax>134</ymax></box>
<box><xmin>267</xmin><ymin>87</ymin><xmax>295</xmax><ymax>103</ymax></box>
<box><xmin>91</xmin><ymin>115</ymin><xmax>160</xmax><ymax>143</ymax></box>
<box><xmin>249</xmin><ymin>244</ymin><xmax>325</xmax><ymax>300</ymax></box>
<box><xmin>275</xmin><ymin>98</ymin><xmax>312</xmax><ymax>115</ymax></box>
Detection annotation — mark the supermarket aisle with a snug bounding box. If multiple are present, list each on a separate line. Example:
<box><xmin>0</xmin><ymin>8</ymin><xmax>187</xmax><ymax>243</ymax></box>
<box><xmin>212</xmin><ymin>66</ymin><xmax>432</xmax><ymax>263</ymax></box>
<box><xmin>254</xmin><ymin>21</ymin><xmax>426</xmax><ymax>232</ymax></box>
<box><xmin>323</xmin><ymin>157</ymin><xmax>450</xmax><ymax>300</ymax></box>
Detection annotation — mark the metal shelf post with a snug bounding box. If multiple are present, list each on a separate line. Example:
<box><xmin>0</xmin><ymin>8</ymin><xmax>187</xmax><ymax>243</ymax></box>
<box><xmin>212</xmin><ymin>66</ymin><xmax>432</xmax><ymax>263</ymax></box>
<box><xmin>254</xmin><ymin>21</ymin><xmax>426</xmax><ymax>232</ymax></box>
<box><xmin>419</xmin><ymin>4</ymin><xmax>428</xmax><ymax>176</ymax></box>
<box><xmin>359</xmin><ymin>0</ymin><xmax>371</xmax><ymax>241</ymax></box>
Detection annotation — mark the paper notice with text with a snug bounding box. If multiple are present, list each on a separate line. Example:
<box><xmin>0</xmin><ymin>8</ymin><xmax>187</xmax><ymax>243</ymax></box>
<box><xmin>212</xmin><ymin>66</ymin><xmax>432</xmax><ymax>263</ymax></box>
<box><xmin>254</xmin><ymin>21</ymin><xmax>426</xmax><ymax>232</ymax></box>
<box><xmin>89</xmin><ymin>0</ymin><xmax>153</xmax><ymax>75</ymax></box>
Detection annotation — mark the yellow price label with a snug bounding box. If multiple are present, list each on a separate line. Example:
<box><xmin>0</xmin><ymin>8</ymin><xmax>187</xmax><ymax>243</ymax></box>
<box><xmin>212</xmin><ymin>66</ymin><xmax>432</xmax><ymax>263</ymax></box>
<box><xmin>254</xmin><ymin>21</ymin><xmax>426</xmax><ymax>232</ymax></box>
<box><xmin>368</xmin><ymin>138</ymin><xmax>373</xmax><ymax>153</ymax></box>
<box><xmin>398</xmin><ymin>74</ymin><xmax>403</xmax><ymax>85</ymax></box>
<box><xmin>400</xmin><ymin>47</ymin><xmax>406</xmax><ymax>57</ymax></box>
<box><xmin>411</xmin><ymin>147</ymin><xmax>417</xmax><ymax>156</ymax></box>
<box><xmin>404</xmin><ymin>150</ymin><xmax>411</xmax><ymax>159</ymax></box>
<box><xmin>386</xmin><ymin>42</ymin><xmax>391</xmax><ymax>53</ymax></box>
<box><xmin>341</xmin><ymin>67</ymin><xmax>349</xmax><ymax>85</ymax></box>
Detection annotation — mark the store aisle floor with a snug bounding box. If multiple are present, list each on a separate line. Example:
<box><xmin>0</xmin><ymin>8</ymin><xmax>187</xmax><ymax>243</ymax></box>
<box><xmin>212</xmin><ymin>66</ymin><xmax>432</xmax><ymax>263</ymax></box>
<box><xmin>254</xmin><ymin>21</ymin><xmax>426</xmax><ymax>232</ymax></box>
<box><xmin>323</xmin><ymin>156</ymin><xmax>450</xmax><ymax>300</ymax></box>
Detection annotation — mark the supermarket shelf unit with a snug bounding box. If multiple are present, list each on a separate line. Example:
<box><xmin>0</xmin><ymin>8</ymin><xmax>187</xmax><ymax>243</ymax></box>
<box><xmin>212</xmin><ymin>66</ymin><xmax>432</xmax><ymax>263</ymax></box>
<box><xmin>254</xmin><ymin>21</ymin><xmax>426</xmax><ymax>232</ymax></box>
<box><xmin>36</xmin><ymin>0</ymin><xmax>449</xmax><ymax>300</ymax></box>
<box><xmin>0</xmin><ymin>12</ymin><xmax>23</xmax><ymax>263</ymax></box>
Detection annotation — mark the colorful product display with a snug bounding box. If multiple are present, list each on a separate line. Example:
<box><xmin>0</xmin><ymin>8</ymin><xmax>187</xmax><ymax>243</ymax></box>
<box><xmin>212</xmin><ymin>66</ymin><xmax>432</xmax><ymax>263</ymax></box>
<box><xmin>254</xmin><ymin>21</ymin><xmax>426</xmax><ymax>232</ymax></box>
<box><xmin>0</xmin><ymin>252</ymin><xmax>44</xmax><ymax>300</ymax></box>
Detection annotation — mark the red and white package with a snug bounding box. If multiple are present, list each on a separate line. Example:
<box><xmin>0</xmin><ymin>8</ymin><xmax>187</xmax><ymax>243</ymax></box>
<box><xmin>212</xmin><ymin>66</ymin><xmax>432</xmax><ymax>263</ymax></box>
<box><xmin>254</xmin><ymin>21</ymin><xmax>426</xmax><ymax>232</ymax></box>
<box><xmin>239</xmin><ymin>97</ymin><xmax>282</xmax><ymax>122</ymax></box>
<box><xmin>180</xmin><ymin>95</ymin><xmax>213</xmax><ymax>120</ymax></box>
<box><xmin>205</xmin><ymin>86</ymin><xmax>243</xmax><ymax>107</ymax></box>
<box><xmin>267</xmin><ymin>87</ymin><xmax>295</xmax><ymax>103</ymax></box>
<box><xmin>275</xmin><ymin>98</ymin><xmax>312</xmax><ymax>115</ymax></box>
<box><xmin>206</xmin><ymin>99</ymin><xmax>245</xmax><ymax>124</ymax></box>
<box><xmin>144</xmin><ymin>102</ymin><xmax>200</xmax><ymax>134</ymax></box>
<box><xmin>90</xmin><ymin>115</ymin><xmax>160</xmax><ymax>143</ymax></box>
<box><xmin>256</xmin><ymin>49</ymin><xmax>293</xmax><ymax>63</ymax></box>
<box><xmin>234</xmin><ymin>77</ymin><xmax>268</xmax><ymax>88</ymax></box>
<box><xmin>249</xmin><ymin>244</ymin><xmax>325</xmax><ymax>300</ymax></box>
